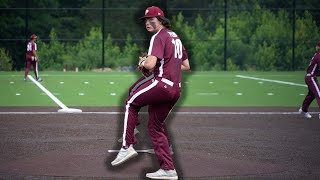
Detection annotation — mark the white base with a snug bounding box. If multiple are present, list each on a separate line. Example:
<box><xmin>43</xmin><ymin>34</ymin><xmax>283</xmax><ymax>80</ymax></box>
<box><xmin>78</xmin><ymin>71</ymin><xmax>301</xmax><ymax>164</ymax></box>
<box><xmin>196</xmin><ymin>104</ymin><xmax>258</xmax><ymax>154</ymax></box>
<box><xmin>58</xmin><ymin>108</ymin><xmax>82</xmax><ymax>113</ymax></box>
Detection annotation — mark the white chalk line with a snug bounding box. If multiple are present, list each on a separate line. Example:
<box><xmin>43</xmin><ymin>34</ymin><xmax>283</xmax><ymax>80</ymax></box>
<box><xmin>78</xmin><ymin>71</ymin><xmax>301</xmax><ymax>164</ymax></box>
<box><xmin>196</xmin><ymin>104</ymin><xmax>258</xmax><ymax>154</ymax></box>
<box><xmin>108</xmin><ymin>149</ymin><xmax>155</xmax><ymax>154</ymax></box>
<box><xmin>236</xmin><ymin>75</ymin><xmax>307</xmax><ymax>87</ymax></box>
<box><xmin>0</xmin><ymin>111</ymin><xmax>319</xmax><ymax>115</ymax></box>
<box><xmin>28</xmin><ymin>75</ymin><xmax>68</xmax><ymax>109</ymax></box>
<box><xmin>9</xmin><ymin>74</ymin><xmax>136</xmax><ymax>77</ymax></box>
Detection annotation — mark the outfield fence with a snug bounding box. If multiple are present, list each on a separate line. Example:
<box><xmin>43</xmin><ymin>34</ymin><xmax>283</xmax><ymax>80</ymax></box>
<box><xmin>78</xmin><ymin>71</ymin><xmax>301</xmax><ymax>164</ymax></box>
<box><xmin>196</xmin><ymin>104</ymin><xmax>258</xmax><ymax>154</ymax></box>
<box><xmin>0</xmin><ymin>0</ymin><xmax>320</xmax><ymax>71</ymax></box>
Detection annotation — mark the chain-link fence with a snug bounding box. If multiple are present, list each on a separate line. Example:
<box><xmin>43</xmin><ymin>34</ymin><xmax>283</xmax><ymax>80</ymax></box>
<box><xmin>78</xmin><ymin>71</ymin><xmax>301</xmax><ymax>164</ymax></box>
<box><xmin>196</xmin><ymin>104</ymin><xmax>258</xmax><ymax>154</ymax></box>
<box><xmin>0</xmin><ymin>0</ymin><xmax>319</xmax><ymax>71</ymax></box>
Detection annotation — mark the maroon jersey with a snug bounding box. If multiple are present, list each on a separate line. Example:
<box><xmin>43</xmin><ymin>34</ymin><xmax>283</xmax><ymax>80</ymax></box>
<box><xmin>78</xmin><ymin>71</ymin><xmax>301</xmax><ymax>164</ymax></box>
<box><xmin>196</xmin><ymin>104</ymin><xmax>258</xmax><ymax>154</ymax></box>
<box><xmin>147</xmin><ymin>28</ymin><xmax>188</xmax><ymax>84</ymax></box>
<box><xmin>306</xmin><ymin>52</ymin><xmax>320</xmax><ymax>76</ymax></box>
<box><xmin>26</xmin><ymin>41</ymin><xmax>37</xmax><ymax>60</ymax></box>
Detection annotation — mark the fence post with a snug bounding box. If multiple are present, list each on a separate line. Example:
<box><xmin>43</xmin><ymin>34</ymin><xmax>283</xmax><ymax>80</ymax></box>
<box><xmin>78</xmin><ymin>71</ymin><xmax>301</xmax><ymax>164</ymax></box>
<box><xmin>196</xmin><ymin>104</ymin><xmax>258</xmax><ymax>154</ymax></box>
<box><xmin>102</xmin><ymin>0</ymin><xmax>105</xmax><ymax>69</ymax></box>
<box><xmin>224</xmin><ymin>0</ymin><xmax>227</xmax><ymax>71</ymax></box>
<box><xmin>25</xmin><ymin>0</ymin><xmax>29</xmax><ymax>40</ymax></box>
<box><xmin>292</xmin><ymin>0</ymin><xmax>296</xmax><ymax>71</ymax></box>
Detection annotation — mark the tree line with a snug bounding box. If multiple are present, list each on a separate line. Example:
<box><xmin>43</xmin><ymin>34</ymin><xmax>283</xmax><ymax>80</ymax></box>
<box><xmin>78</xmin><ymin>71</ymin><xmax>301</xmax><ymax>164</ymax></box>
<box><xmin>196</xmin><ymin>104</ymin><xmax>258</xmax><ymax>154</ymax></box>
<box><xmin>0</xmin><ymin>0</ymin><xmax>319</xmax><ymax>71</ymax></box>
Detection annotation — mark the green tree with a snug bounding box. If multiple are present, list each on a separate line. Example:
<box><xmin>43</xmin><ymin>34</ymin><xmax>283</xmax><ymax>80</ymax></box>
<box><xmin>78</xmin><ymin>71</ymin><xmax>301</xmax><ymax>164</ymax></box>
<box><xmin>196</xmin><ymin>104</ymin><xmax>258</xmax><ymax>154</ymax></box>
<box><xmin>250</xmin><ymin>8</ymin><xmax>291</xmax><ymax>70</ymax></box>
<box><xmin>37</xmin><ymin>28</ymin><xmax>65</xmax><ymax>70</ymax></box>
<box><xmin>104</xmin><ymin>34</ymin><xmax>121</xmax><ymax>69</ymax></box>
<box><xmin>74</xmin><ymin>27</ymin><xmax>102</xmax><ymax>70</ymax></box>
<box><xmin>120</xmin><ymin>34</ymin><xmax>141</xmax><ymax>68</ymax></box>
<box><xmin>0</xmin><ymin>48</ymin><xmax>12</xmax><ymax>71</ymax></box>
<box><xmin>295</xmin><ymin>11</ymin><xmax>320</xmax><ymax>70</ymax></box>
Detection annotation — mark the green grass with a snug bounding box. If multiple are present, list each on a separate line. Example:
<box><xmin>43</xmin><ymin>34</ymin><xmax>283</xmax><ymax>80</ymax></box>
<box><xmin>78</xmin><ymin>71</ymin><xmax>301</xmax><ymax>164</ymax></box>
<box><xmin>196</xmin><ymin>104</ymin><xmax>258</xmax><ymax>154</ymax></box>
<box><xmin>0</xmin><ymin>71</ymin><xmax>314</xmax><ymax>107</ymax></box>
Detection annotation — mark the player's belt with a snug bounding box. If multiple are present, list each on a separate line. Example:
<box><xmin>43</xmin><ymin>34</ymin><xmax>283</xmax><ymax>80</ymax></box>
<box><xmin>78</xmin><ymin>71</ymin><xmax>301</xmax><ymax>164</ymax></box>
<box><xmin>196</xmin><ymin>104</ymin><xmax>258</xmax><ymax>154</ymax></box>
<box><xmin>155</xmin><ymin>77</ymin><xmax>181</xmax><ymax>88</ymax></box>
<box><xmin>161</xmin><ymin>78</ymin><xmax>174</xmax><ymax>86</ymax></box>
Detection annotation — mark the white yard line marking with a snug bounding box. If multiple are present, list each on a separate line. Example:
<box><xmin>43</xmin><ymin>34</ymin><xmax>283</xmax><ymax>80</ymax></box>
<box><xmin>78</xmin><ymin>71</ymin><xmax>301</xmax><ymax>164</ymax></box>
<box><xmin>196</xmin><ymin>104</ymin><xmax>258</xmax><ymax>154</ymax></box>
<box><xmin>27</xmin><ymin>75</ymin><xmax>68</xmax><ymax>109</ymax></box>
<box><xmin>40</xmin><ymin>92</ymin><xmax>60</xmax><ymax>96</ymax></box>
<box><xmin>236</xmin><ymin>75</ymin><xmax>307</xmax><ymax>87</ymax></box>
<box><xmin>197</xmin><ymin>93</ymin><xmax>219</xmax><ymax>95</ymax></box>
<box><xmin>1</xmin><ymin>111</ymin><xmax>318</xmax><ymax>115</ymax></box>
<box><xmin>6</xmin><ymin>74</ymin><xmax>135</xmax><ymax>77</ymax></box>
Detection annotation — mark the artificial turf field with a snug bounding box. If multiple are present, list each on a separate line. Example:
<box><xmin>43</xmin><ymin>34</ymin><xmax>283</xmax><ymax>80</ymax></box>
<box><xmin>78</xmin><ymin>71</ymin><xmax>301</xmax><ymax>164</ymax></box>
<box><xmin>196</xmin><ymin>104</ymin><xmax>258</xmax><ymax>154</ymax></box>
<box><xmin>0</xmin><ymin>71</ymin><xmax>316</xmax><ymax>107</ymax></box>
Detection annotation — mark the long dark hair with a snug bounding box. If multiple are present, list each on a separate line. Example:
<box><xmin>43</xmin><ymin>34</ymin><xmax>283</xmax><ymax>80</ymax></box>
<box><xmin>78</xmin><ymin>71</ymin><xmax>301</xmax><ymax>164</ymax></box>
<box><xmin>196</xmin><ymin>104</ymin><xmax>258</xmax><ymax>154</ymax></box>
<box><xmin>157</xmin><ymin>16</ymin><xmax>171</xmax><ymax>28</ymax></box>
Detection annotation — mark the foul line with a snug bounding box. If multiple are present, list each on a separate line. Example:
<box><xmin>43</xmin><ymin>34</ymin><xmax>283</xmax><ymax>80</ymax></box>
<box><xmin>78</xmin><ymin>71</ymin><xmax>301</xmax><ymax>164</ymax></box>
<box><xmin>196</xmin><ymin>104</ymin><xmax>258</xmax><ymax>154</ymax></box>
<box><xmin>236</xmin><ymin>75</ymin><xmax>307</xmax><ymax>87</ymax></box>
<box><xmin>28</xmin><ymin>75</ymin><xmax>68</xmax><ymax>109</ymax></box>
<box><xmin>1</xmin><ymin>111</ymin><xmax>318</xmax><ymax>115</ymax></box>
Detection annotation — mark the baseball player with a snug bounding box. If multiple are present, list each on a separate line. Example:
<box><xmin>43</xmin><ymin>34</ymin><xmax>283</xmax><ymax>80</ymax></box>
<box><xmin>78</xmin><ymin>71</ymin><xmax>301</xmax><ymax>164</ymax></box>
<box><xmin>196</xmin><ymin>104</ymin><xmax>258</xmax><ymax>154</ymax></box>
<box><xmin>24</xmin><ymin>34</ymin><xmax>42</xmax><ymax>82</ymax></box>
<box><xmin>118</xmin><ymin>51</ymin><xmax>189</xmax><ymax>143</ymax></box>
<box><xmin>299</xmin><ymin>41</ymin><xmax>320</xmax><ymax>119</ymax></box>
<box><xmin>116</xmin><ymin>53</ymin><xmax>153</xmax><ymax>143</ymax></box>
<box><xmin>111</xmin><ymin>6</ymin><xmax>190</xmax><ymax>180</ymax></box>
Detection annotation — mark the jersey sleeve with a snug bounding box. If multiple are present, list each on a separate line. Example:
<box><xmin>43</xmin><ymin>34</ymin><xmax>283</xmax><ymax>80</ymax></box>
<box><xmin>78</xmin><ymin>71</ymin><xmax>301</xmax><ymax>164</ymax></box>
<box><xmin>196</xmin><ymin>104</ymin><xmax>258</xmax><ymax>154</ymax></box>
<box><xmin>316</xmin><ymin>54</ymin><xmax>320</xmax><ymax>76</ymax></box>
<box><xmin>33</xmin><ymin>43</ymin><xmax>37</xmax><ymax>51</ymax></box>
<box><xmin>148</xmin><ymin>35</ymin><xmax>164</xmax><ymax>59</ymax></box>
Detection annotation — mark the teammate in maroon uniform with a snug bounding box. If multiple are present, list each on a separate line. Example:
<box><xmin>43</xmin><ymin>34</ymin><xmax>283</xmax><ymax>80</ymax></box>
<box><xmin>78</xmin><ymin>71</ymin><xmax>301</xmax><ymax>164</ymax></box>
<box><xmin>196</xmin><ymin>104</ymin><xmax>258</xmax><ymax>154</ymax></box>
<box><xmin>299</xmin><ymin>41</ymin><xmax>320</xmax><ymax>118</ymax></box>
<box><xmin>111</xmin><ymin>6</ymin><xmax>190</xmax><ymax>179</ymax></box>
<box><xmin>24</xmin><ymin>34</ymin><xmax>42</xmax><ymax>82</ymax></box>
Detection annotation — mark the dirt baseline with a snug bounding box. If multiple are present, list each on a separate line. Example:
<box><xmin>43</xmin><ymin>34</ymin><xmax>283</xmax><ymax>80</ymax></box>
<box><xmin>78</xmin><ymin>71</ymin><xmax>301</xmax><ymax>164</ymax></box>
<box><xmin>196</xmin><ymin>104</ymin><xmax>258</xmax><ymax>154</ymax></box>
<box><xmin>0</xmin><ymin>106</ymin><xmax>320</xmax><ymax>179</ymax></box>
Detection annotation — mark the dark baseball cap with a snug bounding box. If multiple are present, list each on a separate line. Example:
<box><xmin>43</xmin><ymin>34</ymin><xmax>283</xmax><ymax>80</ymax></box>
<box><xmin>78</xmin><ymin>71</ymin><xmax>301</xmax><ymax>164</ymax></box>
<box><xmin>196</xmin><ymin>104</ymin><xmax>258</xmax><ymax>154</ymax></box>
<box><xmin>140</xmin><ymin>6</ymin><xmax>165</xmax><ymax>19</ymax></box>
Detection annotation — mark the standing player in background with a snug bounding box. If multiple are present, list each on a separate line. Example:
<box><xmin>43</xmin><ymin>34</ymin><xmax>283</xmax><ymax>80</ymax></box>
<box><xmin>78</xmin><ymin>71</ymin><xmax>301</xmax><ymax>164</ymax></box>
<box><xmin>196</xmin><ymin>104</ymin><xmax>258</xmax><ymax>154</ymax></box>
<box><xmin>111</xmin><ymin>6</ymin><xmax>190</xmax><ymax>180</ymax></box>
<box><xmin>24</xmin><ymin>34</ymin><xmax>42</xmax><ymax>82</ymax></box>
<box><xmin>299</xmin><ymin>41</ymin><xmax>320</xmax><ymax>119</ymax></box>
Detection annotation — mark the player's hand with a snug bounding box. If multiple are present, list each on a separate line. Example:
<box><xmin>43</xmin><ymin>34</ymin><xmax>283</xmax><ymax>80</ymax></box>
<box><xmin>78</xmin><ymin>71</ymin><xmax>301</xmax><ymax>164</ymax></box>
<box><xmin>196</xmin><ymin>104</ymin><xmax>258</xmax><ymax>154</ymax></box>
<box><xmin>138</xmin><ymin>56</ymin><xmax>147</xmax><ymax>68</ymax></box>
<box><xmin>137</xmin><ymin>53</ymin><xmax>152</xmax><ymax>77</ymax></box>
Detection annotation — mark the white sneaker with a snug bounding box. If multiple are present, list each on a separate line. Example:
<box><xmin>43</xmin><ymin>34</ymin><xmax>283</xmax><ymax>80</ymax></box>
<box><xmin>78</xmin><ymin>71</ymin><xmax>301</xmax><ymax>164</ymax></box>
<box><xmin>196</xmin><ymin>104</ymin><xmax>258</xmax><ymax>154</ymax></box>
<box><xmin>146</xmin><ymin>169</ymin><xmax>178</xmax><ymax>180</ymax></box>
<box><xmin>118</xmin><ymin>128</ymin><xmax>140</xmax><ymax>143</ymax></box>
<box><xmin>37</xmin><ymin>77</ymin><xmax>43</xmax><ymax>82</ymax></box>
<box><xmin>299</xmin><ymin>107</ymin><xmax>312</xmax><ymax>118</ymax></box>
<box><xmin>111</xmin><ymin>144</ymin><xmax>138</xmax><ymax>166</ymax></box>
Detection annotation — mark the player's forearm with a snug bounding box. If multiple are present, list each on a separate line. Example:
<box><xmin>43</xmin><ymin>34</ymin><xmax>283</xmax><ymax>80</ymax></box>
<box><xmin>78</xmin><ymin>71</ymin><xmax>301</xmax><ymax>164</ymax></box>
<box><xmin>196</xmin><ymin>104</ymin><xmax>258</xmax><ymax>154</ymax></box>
<box><xmin>181</xmin><ymin>59</ymin><xmax>190</xmax><ymax>71</ymax></box>
<box><xmin>142</xmin><ymin>56</ymin><xmax>157</xmax><ymax>70</ymax></box>
<box><xmin>181</xmin><ymin>65</ymin><xmax>189</xmax><ymax>71</ymax></box>
<box><xmin>33</xmin><ymin>51</ymin><xmax>39</xmax><ymax>59</ymax></box>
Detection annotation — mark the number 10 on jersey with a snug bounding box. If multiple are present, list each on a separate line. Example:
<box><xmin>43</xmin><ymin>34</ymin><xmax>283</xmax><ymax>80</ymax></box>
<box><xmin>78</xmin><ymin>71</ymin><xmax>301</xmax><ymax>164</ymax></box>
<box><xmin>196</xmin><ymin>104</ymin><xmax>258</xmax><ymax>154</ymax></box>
<box><xmin>172</xmin><ymin>39</ymin><xmax>183</xmax><ymax>59</ymax></box>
